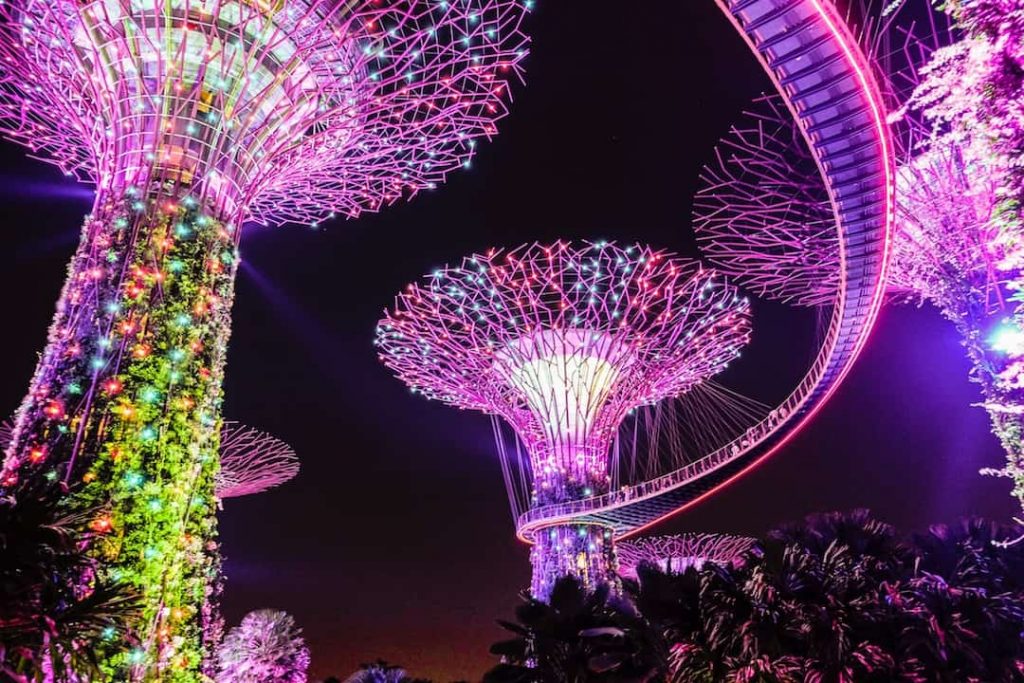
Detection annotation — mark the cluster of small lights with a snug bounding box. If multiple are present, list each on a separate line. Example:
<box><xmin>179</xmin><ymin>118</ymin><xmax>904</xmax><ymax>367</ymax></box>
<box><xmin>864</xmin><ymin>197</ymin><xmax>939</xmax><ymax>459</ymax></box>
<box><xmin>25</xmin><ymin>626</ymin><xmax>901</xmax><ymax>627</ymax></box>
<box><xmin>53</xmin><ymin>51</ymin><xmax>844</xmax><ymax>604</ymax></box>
<box><xmin>529</xmin><ymin>524</ymin><xmax>616</xmax><ymax>601</ymax></box>
<box><xmin>377</xmin><ymin>240</ymin><xmax>752</xmax><ymax>597</ymax></box>
<box><xmin>616</xmin><ymin>533</ymin><xmax>757</xmax><ymax>580</ymax></box>
<box><xmin>0</xmin><ymin>0</ymin><xmax>530</xmax><ymax>227</ymax></box>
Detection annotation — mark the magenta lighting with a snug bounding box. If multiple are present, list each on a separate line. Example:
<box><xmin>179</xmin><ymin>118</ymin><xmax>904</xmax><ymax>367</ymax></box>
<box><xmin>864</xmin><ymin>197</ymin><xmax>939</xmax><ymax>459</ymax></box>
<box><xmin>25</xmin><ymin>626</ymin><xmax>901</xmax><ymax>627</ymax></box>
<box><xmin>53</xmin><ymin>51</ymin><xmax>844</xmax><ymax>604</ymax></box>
<box><xmin>376</xmin><ymin>241</ymin><xmax>752</xmax><ymax>599</ymax></box>
<box><xmin>694</xmin><ymin>96</ymin><xmax>838</xmax><ymax>308</ymax></box>
<box><xmin>616</xmin><ymin>533</ymin><xmax>756</xmax><ymax>580</ymax></box>
<box><xmin>0</xmin><ymin>0</ymin><xmax>528</xmax><ymax>678</ymax></box>
<box><xmin>215</xmin><ymin>422</ymin><xmax>299</xmax><ymax>500</ymax></box>
<box><xmin>0</xmin><ymin>0</ymin><xmax>529</xmax><ymax>227</ymax></box>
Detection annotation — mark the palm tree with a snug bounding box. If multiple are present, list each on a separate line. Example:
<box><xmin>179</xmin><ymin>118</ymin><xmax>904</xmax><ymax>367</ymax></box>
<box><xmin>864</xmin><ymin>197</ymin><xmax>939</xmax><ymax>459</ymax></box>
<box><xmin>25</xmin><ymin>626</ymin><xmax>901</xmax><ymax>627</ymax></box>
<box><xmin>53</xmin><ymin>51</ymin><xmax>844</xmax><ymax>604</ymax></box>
<box><xmin>484</xmin><ymin>577</ymin><xmax>664</xmax><ymax>683</ymax></box>
<box><xmin>899</xmin><ymin>519</ymin><xmax>1024</xmax><ymax>681</ymax></box>
<box><xmin>489</xmin><ymin>512</ymin><xmax>1024</xmax><ymax>682</ymax></box>
<box><xmin>0</xmin><ymin>478</ymin><xmax>139</xmax><ymax>682</ymax></box>
<box><xmin>216</xmin><ymin>609</ymin><xmax>310</xmax><ymax>683</ymax></box>
<box><xmin>633</xmin><ymin>511</ymin><xmax>1024</xmax><ymax>682</ymax></box>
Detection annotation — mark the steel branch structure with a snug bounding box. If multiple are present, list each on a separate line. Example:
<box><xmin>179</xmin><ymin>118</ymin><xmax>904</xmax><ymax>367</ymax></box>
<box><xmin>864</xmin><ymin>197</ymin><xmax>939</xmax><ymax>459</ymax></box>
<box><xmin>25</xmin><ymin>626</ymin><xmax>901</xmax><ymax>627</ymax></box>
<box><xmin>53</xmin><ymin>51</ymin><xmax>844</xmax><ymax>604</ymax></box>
<box><xmin>694</xmin><ymin>96</ymin><xmax>838</xmax><ymax>307</ymax></box>
<box><xmin>215</xmin><ymin>422</ymin><xmax>299</xmax><ymax>499</ymax></box>
<box><xmin>0</xmin><ymin>0</ymin><xmax>528</xmax><ymax>227</ymax></box>
<box><xmin>616</xmin><ymin>533</ymin><xmax>756</xmax><ymax>579</ymax></box>
<box><xmin>0</xmin><ymin>0</ymin><xmax>528</xmax><ymax>679</ymax></box>
<box><xmin>376</xmin><ymin>241</ymin><xmax>752</xmax><ymax>599</ymax></box>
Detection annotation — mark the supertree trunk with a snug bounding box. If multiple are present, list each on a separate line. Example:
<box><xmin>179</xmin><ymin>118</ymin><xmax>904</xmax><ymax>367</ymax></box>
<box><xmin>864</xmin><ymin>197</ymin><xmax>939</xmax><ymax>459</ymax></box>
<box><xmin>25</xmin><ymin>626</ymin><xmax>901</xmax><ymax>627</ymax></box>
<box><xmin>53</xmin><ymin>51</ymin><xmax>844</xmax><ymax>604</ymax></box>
<box><xmin>530</xmin><ymin>523</ymin><xmax>618</xmax><ymax>601</ymax></box>
<box><xmin>2</xmin><ymin>182</ymin><xmax>239</xmax><ymax>681</ymax></box>
<box><xmin>528</xmin><ymin>446</ymin><xmax>619</xmax><ymax>601</ymax></box>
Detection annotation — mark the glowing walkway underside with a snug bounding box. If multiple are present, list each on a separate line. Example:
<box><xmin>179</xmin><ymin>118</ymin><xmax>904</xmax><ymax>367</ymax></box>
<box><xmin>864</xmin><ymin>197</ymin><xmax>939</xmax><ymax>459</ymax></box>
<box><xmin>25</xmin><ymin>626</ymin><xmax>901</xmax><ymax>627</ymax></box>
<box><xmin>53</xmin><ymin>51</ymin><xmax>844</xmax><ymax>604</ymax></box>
<box><xmin>517</xmin><ymin>0</ymin><xmax>894</xmax><ymax>542</ymax></box>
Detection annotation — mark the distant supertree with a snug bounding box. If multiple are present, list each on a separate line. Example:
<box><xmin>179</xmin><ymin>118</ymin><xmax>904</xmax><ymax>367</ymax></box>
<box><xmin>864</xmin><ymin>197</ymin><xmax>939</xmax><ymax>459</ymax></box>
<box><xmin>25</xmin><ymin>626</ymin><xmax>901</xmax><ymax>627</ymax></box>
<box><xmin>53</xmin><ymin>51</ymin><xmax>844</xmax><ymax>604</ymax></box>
<box><xmin>0</xmin><ymin>0</ymin><xmax>528</xmax><ymax>677</ymax></box>
<box><xmin>216</xmin><ymin>610</ymin><xmax>310</xmax><ymax>683</ymax></box>
<box><xmin>616</xmin><ymin>533</ymin><xmax>757</xmax><ymax>580</ymax></box>
<box><xmin>342</xmin><ymin>661</ymin><xmax>412</xmax><ymax>683</ymax></box>
<box><xmin>376</xmin><ymin>241</ymin><xmax>752</xmax><ymax>599</ymax></box>
<box><xmin>694</xmin><ymin>96</ymin><xmax>838</xmax><ymax>307</ymax></box>
<box><xmin>693</xmin><ymin>0</ymin><xmax>1024</xmax><ymax>534</ymax></box>
<box><xmin>216</xmin><ymin>422</ymin><xmax>299</xmax><ymax>500</ymax></box>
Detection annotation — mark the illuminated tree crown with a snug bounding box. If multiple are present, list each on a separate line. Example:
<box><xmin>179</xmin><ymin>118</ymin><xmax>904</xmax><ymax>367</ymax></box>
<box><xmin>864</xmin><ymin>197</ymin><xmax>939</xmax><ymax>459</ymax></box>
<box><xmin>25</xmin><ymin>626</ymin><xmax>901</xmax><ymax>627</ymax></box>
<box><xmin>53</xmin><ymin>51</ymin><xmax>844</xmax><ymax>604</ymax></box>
<box><xmin>0</xmin><ymin>0</ymin><xmax>529</xmax><ymax>226</ymax></box>
<box><xmin>376</xmin><ymin>241</ymin><xmax>751</xmax><ymax>499</ymax></box>
<box><xmin>617</xmin><ymin>533</ymin><xmax>756</xmax><ymax>579</ymax></box>
<box><xmin>377</xmin><ymin>240</ymin><xmax>752</xmax><ymax>599</ymax></box>
<box><xmin>215</xmin><ymin>422</ymin><xmax>299</xmax><ymax>499</ymax></box>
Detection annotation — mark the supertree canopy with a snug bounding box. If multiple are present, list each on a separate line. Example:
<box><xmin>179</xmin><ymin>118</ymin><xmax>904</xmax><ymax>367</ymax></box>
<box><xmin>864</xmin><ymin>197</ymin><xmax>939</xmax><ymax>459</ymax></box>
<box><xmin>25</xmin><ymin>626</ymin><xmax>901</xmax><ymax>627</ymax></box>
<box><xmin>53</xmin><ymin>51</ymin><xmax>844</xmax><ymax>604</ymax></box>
<box><xmin>693</xmin><ymin>0</ymin><xmax>1024</xmax><ymax>535</ymax></box>
<box><xmin>616</xmin><ymin>533</ymin><xmax>756</xmax><ymax>580</ymax></box>
<box><xmin>215</xmin><ymin>422</ymin><xmax>299</xmax><ymax>500</ymax></box>
<box><xmin>693</xmin><ymin>96</ymin><xmax>838</xmax><ymax>307</ymax></box>
<box><xmin>0</xmin><ymin>0</ymin><xmax>528</xmax><ymax>678</ymax></box>
<box><xmin>376</xmin><ymin>241</ymin><xmax>752</xmax><ymax>599</ymax></box>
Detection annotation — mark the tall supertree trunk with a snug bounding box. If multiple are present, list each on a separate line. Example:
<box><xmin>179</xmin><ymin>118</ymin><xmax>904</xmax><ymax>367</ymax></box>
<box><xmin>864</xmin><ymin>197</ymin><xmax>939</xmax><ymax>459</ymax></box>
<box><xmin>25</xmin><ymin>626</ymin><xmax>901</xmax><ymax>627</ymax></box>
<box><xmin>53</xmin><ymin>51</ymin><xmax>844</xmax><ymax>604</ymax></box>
<box><xmin>2</xmin><ymin>182</ymin><xmax>239</xmax><ymax>681</ymax></box>
<box><xmin>529</xmin><ymin>523</ymin><xmax>618</xmax><ymax>601</ymax></box>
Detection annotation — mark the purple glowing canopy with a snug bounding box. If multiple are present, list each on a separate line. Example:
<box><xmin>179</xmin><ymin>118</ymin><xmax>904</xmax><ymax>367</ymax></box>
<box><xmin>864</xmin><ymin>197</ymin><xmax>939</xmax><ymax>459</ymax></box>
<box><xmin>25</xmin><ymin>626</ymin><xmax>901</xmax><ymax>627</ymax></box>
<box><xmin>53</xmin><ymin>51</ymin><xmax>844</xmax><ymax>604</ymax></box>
<box><xmin>376</xmin><ymin>240</ymin><xmax>752</xmax><ymax>597</ymax></box>
<box><xmin>216</xmin><ymin>422</ymin><xmax>299</xmax><ymax>500</ymax></box>
<box><xmin>375</xmin><ymin>241</ymin><xmax>752</xmax><ymax>503</ymax></box>
<box><xmin>617</xmin><ymin>533</ymin><xmax>756</xmax><ymax>580</ymax></box>
<box><xmin>0</xmin><ymin>0</ymin><xmax>529</xmax><ymax>227</ymax></box>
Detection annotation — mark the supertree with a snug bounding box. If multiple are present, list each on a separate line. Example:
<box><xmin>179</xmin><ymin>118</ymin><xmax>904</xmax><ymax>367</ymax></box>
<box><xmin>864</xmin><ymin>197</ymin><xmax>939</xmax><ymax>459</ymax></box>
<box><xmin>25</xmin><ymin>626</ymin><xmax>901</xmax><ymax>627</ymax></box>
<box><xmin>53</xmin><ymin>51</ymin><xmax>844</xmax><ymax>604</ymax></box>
<box><xmin>216</xmin><ymin>609</ymin><xmax>310</xmax><ymax>683</ymax></box>
<box><xmin>215</xmin><ymin>422</ymin><xmax>299</xmax><ymax>500</ymax></box>
<box><xmin>616</xmin><ymin>533</ymin><xmax>756</xmax><ymax>580</ymax></box>
<box><xmin>693</xmin><ymin>95</ymin><xmax>838</xmax><ymax>308</ymax></box>
<box><xmin>0</xmin><ymin>0</ymin><xmax>528</xmax><ymax>678</ymax></box>
<box><xmin>693</xmin><ymin>0</ymin><xmax>1024</xmax><ymax>535</ymax></box>
<box><xmin>375</xmin><ymin>240</ymin><xmax>752</xmax><ymax>600</ymax></box>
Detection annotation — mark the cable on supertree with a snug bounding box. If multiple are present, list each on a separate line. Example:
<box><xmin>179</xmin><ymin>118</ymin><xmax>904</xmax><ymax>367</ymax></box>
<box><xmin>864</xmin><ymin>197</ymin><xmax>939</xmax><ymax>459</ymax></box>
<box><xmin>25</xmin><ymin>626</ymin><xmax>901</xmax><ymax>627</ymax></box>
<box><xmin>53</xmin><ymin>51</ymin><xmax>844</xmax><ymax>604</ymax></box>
<box><xmin>0</xmin><ymin>0</ymin><xmax>529</xmax><ymax>678</ymax></box>
<box><xmin>616</xmin><ymin>533</ymin><xmax>757</xmax><ymax>580</ymax></box>
<box><xmin>215</xmin><ymin>422</ymin><xmax>299</xmax><ymax>499</ymax></box>
<box><xmin>0</xmin><ymin>418</ymin><xmax>12</xmax><ymax>453</ymax></box>
<box><xmin>376</xmin><ymin>240</ymin><xmax>752</xmax><ymax>600</ymax></box>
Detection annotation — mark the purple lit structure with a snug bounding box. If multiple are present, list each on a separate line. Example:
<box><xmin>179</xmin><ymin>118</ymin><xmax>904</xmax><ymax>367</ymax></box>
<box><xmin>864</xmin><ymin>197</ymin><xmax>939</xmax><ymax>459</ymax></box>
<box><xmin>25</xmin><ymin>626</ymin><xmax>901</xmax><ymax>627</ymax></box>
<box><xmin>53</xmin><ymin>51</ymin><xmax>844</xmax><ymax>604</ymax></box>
<box><xmin>215</xmin><ymin>422</ymin><xmax>299</xmax><ymax>500</ymax></box>
<box><xmin>616</xmin><ymin>533</ymin><xmax>756</xmax><ymax>580</ymax></box>
<box><xmin>694</xmin><ymin>96</ymin><xmax>837</xmax><ymax>308</ymax></box>
<box><xmin>376</xmin><ymin>241</ymin><xmax>752</xmax><ymax>599</ymax></box>
<box><xmin>0</xmin><ymin>0</ymin><xmax>527</xmax><ymax>677</ymax></box>
<box><xmin>692</xmin><ymin>51</ymin><xmax>1024</xmax><ymax>531</ymax></box>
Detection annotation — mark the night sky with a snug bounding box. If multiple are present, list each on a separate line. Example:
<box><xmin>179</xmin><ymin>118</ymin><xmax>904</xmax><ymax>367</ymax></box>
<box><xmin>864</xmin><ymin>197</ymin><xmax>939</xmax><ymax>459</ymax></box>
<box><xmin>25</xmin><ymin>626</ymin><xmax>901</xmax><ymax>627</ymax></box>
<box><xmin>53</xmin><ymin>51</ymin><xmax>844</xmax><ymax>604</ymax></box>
<box><xmin>0</xmin><ymin>1</ymin><xmax>1015</xmax><ymax>681</ymax></box>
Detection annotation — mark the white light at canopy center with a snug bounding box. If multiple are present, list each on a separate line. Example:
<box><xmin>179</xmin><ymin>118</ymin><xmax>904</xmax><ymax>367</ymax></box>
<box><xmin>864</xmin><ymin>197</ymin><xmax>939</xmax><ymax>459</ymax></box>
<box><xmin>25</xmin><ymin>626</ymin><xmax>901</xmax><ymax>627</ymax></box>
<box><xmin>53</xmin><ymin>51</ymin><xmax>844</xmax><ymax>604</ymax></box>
<box><xmin>497</xmin><ymin>329</ymin><xmax>632</xmax><ymax>440</ymax></box>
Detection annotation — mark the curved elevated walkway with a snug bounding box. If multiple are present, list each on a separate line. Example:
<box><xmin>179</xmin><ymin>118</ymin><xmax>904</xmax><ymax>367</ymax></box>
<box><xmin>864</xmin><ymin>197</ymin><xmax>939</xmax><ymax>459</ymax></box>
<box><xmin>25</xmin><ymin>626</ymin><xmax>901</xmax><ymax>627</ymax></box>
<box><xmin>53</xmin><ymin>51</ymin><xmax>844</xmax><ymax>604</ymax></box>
<box><xmin>518</xmin><ymin>0</ymin><xmax>894</xmax><ymax>542</ymax></box>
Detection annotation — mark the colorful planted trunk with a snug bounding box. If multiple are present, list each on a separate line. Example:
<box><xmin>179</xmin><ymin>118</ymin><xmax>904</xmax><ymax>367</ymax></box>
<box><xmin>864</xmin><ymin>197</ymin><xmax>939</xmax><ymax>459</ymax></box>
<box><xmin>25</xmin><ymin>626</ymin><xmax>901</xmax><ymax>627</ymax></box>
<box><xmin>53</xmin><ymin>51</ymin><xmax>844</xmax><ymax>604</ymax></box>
<box><xmin>530</xmin><ymin>524</ymin><xmax>616</xmax><ymax>599</ymax></box>
<box><xmin>2</xmin><ymin>185</ymin><xmax>237</xmax><ymax>679</ymax></box>
<box><xmin>0</xmin><ymin>0</ymin><xmax>527</xmax><ymax>675</ymax></box>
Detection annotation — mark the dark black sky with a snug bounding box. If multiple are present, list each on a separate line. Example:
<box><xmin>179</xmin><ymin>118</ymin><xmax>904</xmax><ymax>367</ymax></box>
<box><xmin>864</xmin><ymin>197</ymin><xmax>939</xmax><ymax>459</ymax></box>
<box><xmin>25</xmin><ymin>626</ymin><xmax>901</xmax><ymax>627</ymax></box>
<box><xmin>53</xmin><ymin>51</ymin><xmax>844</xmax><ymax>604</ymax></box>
<box><xmin>0</xmin><ymin>1</ymin><xmax>1014</xmax><ymax>680</ymax></box>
